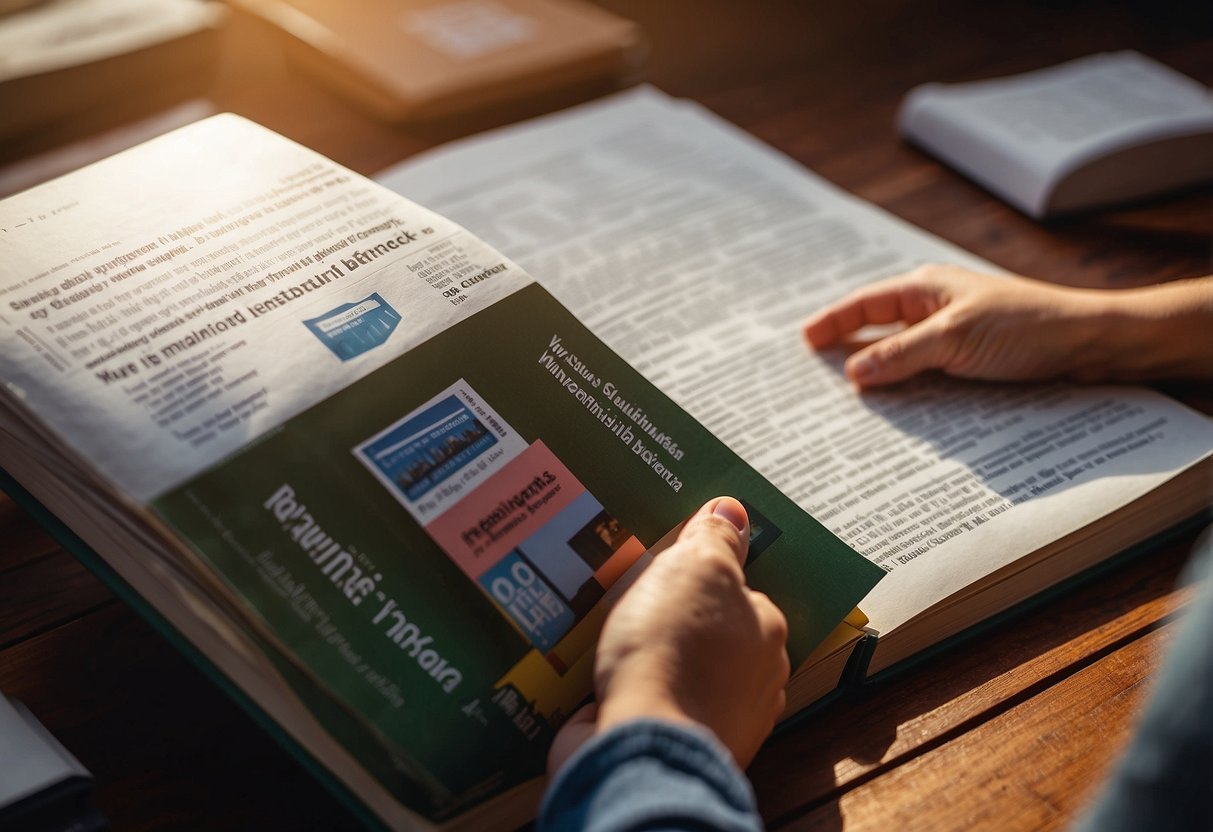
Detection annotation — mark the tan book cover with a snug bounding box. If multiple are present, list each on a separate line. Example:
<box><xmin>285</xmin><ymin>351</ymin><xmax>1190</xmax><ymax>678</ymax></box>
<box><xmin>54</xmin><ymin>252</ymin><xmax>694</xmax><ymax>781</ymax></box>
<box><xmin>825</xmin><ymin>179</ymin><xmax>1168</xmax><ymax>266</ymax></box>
<box><xmin>231</xmin><ymin>0</ymin><xmax>645</xmax><ymax>120</ymax></box>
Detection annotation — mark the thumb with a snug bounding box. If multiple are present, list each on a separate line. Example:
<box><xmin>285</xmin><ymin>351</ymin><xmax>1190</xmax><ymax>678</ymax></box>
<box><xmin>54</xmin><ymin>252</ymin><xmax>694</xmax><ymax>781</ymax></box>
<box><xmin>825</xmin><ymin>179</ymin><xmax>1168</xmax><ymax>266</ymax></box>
<box><xmin>845</xmin><ymin>317</ymin><xmax>955</xmax><ymax>388</ymax></box>
<box><xmin>678</xmin><ymin>496</ymin><xmax>750</xmax><ymax>569</ymax></box>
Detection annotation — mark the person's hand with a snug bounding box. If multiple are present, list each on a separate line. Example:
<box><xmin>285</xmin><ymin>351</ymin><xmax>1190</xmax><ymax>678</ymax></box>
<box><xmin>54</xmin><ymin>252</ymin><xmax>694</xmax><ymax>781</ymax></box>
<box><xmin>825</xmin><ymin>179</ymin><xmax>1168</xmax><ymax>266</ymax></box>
<box><xmin>547</xmin><ymin>497</ymin><xmax>790</xmax><ymax>776</ymax></box>
<box><xmin>804</xmin><ymin>265</ymin><xmax>1114</xmax><ymax>387</ymax></box>
<box><xmin>804</xmin><ymin>265</ymin><xmax>1213</xmax><ymax>387</ymax></box>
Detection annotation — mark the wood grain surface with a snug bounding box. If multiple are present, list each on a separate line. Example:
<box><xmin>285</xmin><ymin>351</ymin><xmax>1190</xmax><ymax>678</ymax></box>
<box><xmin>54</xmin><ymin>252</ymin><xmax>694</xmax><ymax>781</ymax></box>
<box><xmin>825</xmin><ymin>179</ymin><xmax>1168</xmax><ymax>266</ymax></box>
<box><xmin>1</xmin><ymin>1</ymin><xmax>1210</xmax><ymax>829</ymax></box>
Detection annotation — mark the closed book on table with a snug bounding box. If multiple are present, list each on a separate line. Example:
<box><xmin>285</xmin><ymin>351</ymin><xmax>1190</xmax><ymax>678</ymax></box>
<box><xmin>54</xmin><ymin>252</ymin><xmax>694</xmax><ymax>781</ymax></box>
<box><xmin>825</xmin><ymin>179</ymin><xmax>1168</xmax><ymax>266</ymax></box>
<box><xmin>229</xmin><ymin>0</ymin><xmax>645</xmax><ymax>121</ymax></box>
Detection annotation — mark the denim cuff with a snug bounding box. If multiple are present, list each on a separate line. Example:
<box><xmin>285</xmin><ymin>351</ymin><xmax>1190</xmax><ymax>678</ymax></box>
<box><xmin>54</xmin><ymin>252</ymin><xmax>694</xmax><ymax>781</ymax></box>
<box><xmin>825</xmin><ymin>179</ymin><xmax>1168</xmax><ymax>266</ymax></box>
<box><xmin>538</xmin><ymin>718</ymin><xmax>762</xmax><ymax>832</ymax></box>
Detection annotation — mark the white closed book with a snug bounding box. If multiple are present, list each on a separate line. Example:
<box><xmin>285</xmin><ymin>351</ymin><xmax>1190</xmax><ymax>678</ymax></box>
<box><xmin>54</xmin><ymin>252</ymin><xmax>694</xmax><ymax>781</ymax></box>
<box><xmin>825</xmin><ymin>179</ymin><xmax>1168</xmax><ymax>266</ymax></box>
<box><xmin>898</xmin><ymin>51</ymin><xmax>1213</xmax><ymax>218</ymax></box>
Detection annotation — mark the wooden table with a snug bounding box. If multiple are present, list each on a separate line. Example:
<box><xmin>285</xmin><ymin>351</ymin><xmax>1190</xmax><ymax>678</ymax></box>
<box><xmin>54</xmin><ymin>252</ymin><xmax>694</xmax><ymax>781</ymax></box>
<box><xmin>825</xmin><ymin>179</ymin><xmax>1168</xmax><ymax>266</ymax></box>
<box><xmin>2</xmin><ymin>1</ymin><xmax>1210</xmax><ymax>829</ymax></box>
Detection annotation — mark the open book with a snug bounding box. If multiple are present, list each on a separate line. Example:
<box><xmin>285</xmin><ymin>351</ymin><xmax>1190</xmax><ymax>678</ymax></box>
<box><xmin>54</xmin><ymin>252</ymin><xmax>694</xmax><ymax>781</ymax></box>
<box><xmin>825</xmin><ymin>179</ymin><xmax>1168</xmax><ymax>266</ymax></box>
<box><xmin>2</xmin><ymin>89</ymin><xmax>1210</xmax><ymax>830</ymax></box>
<box><xmin>376</xmin><ymin>88</ymin><xmax>1213</xmax><ymax>681</ymax></box>
<box><xmin>0</xmin><ymin>108</ymin><xmax>879</xmax><ymax>830</ymax></box>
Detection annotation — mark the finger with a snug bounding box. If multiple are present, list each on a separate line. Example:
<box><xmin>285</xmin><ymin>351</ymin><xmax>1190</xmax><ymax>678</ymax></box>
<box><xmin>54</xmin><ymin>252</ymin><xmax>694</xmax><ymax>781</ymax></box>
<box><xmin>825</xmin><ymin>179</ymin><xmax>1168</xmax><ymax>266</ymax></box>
<box><xmin>775</xmin><ymin>644</ymin><xmax>791</xmax><ymax>687</ymax></box>
<box><xmin>749</xmin><ymin>590</ymin><xmax>790</xmax><ymax>653</ymax></box>
<box><xmin>679</xmin><ymin>497</ymin><xmax>750</xmax><ymax>570</ymax></box>
<box><xmin>844</xmin><ymin>314</ymin><xmax>956</xmax><ymax>388</ymax></box>
<box><xmin>804</xmin><ymin>272</ymin><xmax>949</xmax><ymax>349</ymax></box>
<box><xmin>773</xmin><ymin>686</ymin><xmax>787</xmax><ymax>721</ymax></box>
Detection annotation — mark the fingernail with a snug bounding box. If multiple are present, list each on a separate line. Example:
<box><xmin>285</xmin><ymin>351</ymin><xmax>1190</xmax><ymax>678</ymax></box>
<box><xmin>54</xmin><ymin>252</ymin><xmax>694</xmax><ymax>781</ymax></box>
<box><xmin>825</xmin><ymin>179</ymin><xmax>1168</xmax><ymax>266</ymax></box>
<box><xmin>712</xmin><ymin>498</ymin><xmax>748</xmax><ymax>532</ymax></box>
<box><xmin>850</xmin><ymin>357</ymin><xmax>875</xmax><ymax>380</ymax></box>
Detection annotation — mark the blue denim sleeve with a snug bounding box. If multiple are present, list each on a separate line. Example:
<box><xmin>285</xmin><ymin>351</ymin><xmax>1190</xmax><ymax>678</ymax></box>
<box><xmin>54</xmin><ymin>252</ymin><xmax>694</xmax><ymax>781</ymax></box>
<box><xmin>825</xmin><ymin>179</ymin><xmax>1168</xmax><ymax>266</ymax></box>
<box><xmin>1072</xmin><ymin>525</ymin><xmax>1213</xmax><ymax>832</ymax></box>
<box><xmin>538</xmin><ymin>719</ymin><xmax>764</xmax><ymax>832</ymax></box>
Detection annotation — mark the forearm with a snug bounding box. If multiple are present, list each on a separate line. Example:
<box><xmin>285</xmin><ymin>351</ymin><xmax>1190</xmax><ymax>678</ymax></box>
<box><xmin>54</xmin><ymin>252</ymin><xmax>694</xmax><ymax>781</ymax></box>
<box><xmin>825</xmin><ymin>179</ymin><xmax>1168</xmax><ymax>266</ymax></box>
<box><xmin>1074</xmin><ymin>276</ymin><xmax>1213</xmax><ymax>381</ymax></box>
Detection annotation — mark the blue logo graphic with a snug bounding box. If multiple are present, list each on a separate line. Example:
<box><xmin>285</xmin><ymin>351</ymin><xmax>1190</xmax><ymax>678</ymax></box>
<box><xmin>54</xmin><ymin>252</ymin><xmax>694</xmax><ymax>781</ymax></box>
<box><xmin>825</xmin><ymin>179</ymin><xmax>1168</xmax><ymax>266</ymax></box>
<box><xmin>303</xmin><ymin>293</ymin><xmax>400</xmax><ymax>360</ymax></box>
<box><xmin>479</xmin><ymin>552</ymin><xmax>576</xmax><ymax>651</ymax></box>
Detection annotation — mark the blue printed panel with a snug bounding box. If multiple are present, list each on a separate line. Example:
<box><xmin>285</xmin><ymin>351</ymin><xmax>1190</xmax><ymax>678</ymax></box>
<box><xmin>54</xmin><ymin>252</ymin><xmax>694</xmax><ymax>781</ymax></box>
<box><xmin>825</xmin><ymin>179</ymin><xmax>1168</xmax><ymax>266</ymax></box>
<box><xmin>516</xmin><ymin>491</ymin><xmax>603</xmax><ymax>599</ymax></box>
<box><xmin>357</xmin><ymin>395</ymin><xmax>497</xmax><ymax>501</ymax></box>
<box><xmin>479</xmin><ymin>552</ymin><xmax>576</xmax><ymax>651</ymax></box>
<box><xmin>303</xmin><ymin>292</ymin><xmax>400</xmax><ymax>360</ymax></box>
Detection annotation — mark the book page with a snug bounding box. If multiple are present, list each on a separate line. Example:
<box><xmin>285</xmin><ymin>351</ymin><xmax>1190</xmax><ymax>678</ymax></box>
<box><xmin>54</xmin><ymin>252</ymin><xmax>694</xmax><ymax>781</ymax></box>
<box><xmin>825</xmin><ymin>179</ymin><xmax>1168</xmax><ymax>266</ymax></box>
<box><xmin>0</xmin><ymin>114</ymin><xmax>532</xmax><ymax>501</ymax></box>
<box><xmin>378</xmin><ymin>87</ymin><xmax>1213</xmax><ymax>635</ymax></box>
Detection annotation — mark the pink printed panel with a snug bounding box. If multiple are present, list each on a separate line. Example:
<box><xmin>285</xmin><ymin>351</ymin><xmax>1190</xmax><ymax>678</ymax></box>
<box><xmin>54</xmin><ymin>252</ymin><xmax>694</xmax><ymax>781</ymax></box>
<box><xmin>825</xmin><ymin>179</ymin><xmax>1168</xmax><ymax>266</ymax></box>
<box><xmin>424</xmin><ymin>441</ymin><xmax>585</xmax><ymax>579</ymax></box>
